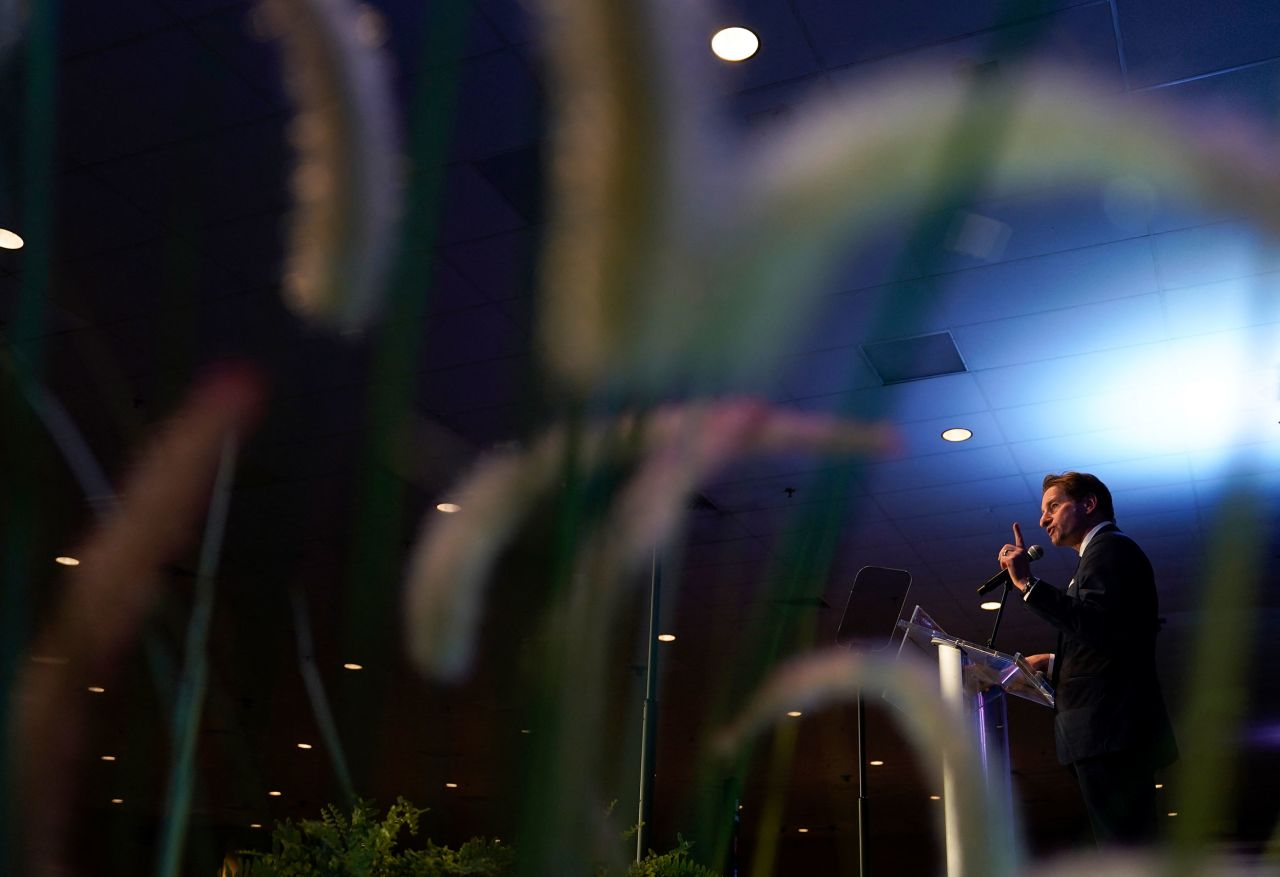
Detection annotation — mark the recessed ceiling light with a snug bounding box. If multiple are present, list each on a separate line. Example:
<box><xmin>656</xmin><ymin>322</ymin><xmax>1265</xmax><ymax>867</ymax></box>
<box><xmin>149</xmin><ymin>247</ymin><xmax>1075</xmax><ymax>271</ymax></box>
<box><xmin>941</xmin><ymin>427</ymin><xmax>973</xmax><ymax>443</ymax></box>
<box><xmin>342</xmin><ymin>662</ymin><xmax>363</xmax><ymax>670</ymax></box>
<box><xmin>869</xmin><ymin>760</ymin><xmax>885</xmax><ymax>766</ymax></box>
<box><xmin>0</xmin><ymin>228</ymin><xmax>23</xmax><ymax>249</ymax></box>
<box><xmin>55</xmin><ymin>556</ymin><xmax>80</xmax><ymax>566</ymax></box>
<box><xmin>657</xmin><ymin>633</ymin><xmax>676</xmax><ymax>642</ymax></box>
<box><xmin>980</xmin><ymin>601</ymin><xmax>1002</xmax><ymax>611</ymax></box>
<box><xmin>929</xmin><ymin>795</ymin><xmax>941</xmax><ymax>800</ymax></box>
<box><xmin>101</xmin><ymin>755</ymin><xmax>116</xmax><ymax>761</ymax></box>
<box><xmin>296</xmin><ymin>743</ymin><xmax>312</xmax><ymax>750</ymax></box>
<box><xmin>1155</xmin><ymin>783</ymin><xmax>1164</xmax><ymax>789</ymax></box>
<box><xmin>436</xmin><ymin>503</ymin><xmax>461</xmax><ymax>514</ymax></box>
<box><xmin>1167</xmin><ymin>811</ymin><xmax>1178</xmax><ymax>817</ymax></box>
<box><xmin>797</xmin><ymin>827</ymin><xmax>809</xmax><ymax>833</ymax></box>
<box><xmin>87</xmin><ymin>686</ymin><xmax>106</xmax><ymax>694</ymax></box>
<box><xmin>520</xmin><ymin>729</ymin><xmax>531</xmax><ymax>735</ymax></box>
<box><xmin>110</xmin><ymin>798</ymin><xmax>124</xmax><ymax>804</ymax></box>
<box><xmin>445</xmin><ymin>782</ymin><xmax>459</xmax><ymax>789</ymax></box>
<box><xmin>786</xmin><ymin>710</ymin><xmax>802</xmax><ymax>718</ymax></box>
<box><xmin>268</xmin><ymin>790</ymin><xmax>283</xmax><ymax>797</ymax></box>
<box><xmin>710</xmin><ymin>26</ymin><xmax>759</xmax><ymax>62</ymax></box>
<box><xmin>249</xmin><ymin>823</ymin><xmax>262</xmax><ymax>829</ymax></box>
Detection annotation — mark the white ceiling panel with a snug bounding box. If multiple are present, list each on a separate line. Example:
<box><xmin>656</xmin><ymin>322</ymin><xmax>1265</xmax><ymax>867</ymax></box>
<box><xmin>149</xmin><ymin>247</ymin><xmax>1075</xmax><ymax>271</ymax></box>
<box><xmin>971</xmin><ymin>341</ymin><xmax>1183</xmax><ymax>408</ymax></box>
<box><xmin>795</xmin><ymin>282</ymin><xmax>950</xmax><ymax>353</ymax></box>
<box><xmin>891</xmin><ymin>410</ymin><xmax>1004</xmax><ymax>457</ymax></box>
<box><xmin>874</xmin><ymin>473</ymin><xmax>1034</xmax><ymax>519</ymax></box>
<box><xmin>955</xmin><ymin>293</ymin><xmax>1168</xmax><ymax>370</ymax></box>
<box><xmin>868</xmin><ymin>371</ymin><xmax>991</xmax><ymax>421</ymax></box>
<box><xmin>1008</xmin><ymin>422</ymin><xmax>1189</xmax><ymax>473</ymax></box>
<box><xmin>940</xmin><ymin>237</ymin><xmax>1159</xmax><ymax>326</ymax></box>
<box><xmin>778</xmin><ymin>345</ymin><xmax>883</xmax><ymax>400</ymax></box>
<box><xmin>1077</xmin><ymin>454</ymin><xmax>1194</xmax><ymax>493</ymax></box>
<box><xmin>1162</xmin><ymin>274</ymin><xmax>1280</xmax><ymax>340</ymax></box>
<box><xmin>1153</xmin><ymin>220</ymin><xmax>1280</xmax><ymax>290</ymax></box>
<box><xmin>862</xmin><ymin>443</ymin><xmax>1019</xmax><ymax>493</ymax></box>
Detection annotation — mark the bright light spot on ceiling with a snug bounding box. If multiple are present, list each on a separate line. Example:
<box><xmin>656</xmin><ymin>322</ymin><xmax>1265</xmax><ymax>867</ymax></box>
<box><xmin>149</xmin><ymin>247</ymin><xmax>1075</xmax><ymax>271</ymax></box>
<box><xmin>436</xmin><ymin>503</ymin><xmax>461</xmax><ymax>514</ymax></box>
<box><xmin>0</xmin><ymin>228</ymin><xmax>23</xmax><ymax>249</ymax></box>
<box><xmin>786</xmin><ymin>710</ymin><xmax>802</xmax><ymax>717</ymax></box>
<box><xmin>268</xmin><ymin>790</ymin><xmax>283</xmax><ymax>797</ymax></box>
<box><xmin>869</xmin><ymin>760</ymin><xmax>885</xmax><ymax>766</ymax></box>
<box><xmin>87</xmin><ymin>686</ymin><xmax>106</xmax><ymax>694</ymax></box>
<box><xmin>980</xmin><ymin>601</ymin><xmax>1002</xmax><ymax>611</ymax></box>
<box><xmin>941</xmin><ymin>427</ymin><xmax>972</xmax><ymax>443</ymax></box>
<box><xmin>55</xmin><ymin>556</ymin><xmax>80</xmax><ymax>566</ymax></box>
<box><xmin>297</xmin><ymin>743</ymin><xmax>313</xmax><ymax>750</ymax></box>
<box><xmin>657</xmin><ymin>633</ymin><xmax>676</xmax><ymax>642</ymax></box>
<box><xmin>343</xmin><ymin>662</ymin><xmax>363</xmax><ymax>670</ymax></box>
<box><xmin>711</xmin><ymin>27</ymin><xmax>759</xmax><ymax>62</ymax></box>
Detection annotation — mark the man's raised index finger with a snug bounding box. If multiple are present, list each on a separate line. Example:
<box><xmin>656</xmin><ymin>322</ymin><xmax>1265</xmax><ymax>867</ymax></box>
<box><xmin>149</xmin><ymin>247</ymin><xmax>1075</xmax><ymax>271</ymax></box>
<box><xmin>1012</xmin><ymin>522</ymin><xmax>1024</xmax><ymax>547</ymax></box>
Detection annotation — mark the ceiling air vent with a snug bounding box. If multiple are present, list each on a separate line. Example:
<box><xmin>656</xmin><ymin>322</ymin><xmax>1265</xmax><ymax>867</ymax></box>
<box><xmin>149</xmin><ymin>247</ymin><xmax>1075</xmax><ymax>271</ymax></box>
<box><xmin>861</xmin><ymin>331</ymin><xmax>967</xmax><ymax>385</ymax></box>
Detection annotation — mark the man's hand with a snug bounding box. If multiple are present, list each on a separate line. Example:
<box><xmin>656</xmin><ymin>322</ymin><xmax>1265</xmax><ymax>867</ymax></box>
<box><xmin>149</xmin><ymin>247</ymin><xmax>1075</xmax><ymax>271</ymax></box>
<box><xmin>1024</xmin><ymin>653</ymin><xmax>1052</xmax><ymax>675</ymax></box>
<box><xmin>998</xmin><ymin>522</ymin><xmax>1033</xmax><ymax>590</ymax></box>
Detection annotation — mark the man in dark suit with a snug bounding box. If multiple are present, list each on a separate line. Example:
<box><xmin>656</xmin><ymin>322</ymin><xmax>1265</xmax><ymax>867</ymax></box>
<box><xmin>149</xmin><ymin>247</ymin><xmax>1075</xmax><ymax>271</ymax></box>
<box><xmin>998</xmin><ymin>471</ymin><xmax>1177</xmax><ymax>846</ymax></box>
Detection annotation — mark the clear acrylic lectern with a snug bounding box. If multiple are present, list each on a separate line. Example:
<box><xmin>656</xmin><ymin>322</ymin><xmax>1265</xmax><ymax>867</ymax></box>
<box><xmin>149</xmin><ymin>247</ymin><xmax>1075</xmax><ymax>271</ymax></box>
<box><xmin>896</xmin><ymin>606</ymin><xmax>1054</xmax><ymax>876</ymax></box>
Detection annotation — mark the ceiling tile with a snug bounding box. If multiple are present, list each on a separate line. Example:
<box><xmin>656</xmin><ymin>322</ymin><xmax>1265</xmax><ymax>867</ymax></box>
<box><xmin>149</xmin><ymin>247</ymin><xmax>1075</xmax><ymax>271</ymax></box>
<box><xmin>941</xmin><ymin>237</ymin><xmax>1159</xmax><ymax>328</ymax></box>
<box><xmin>419</xmin><ymin>304</ymin><xmax>526</xmax><ymax>371</ymax></box>
<box><xmin>779</xmin><ymin>346</ymin><xmax>882</xmax><ymax>401</ymax></box>
<box><xmin>54</xmin><ymin>171</ymin><xmax>166</xmax><ymax>258</ymax></box>
<box><xmin>954</xmin><ymin>293</ymin><xmax>1167</xmax><ymax>371</ymax></box>
<box><xmin>972</xmin><ymin>337</ymin><xmax>1202</xmax><ymax>410</ymax></box>
<box><xmin>437</xmin><ymin>163</ymin><xmax>528</xmax><ymax>245</ymax></box>
<box><xmin>864</xmin><ymin>443</ymin><xmax>1019</xmax><ymax>493</ymax></box>
<box><xmin>60</xmin><ymin>0</ymin><xmax>176</xmax><ymax>57</ymax></box>
<box><xmin>1153</xmin><ymin>220</ymin><xmax>1280</xmax><ymax>290</ymax></box>
<box><xmin>713</xmin><ymin>0</ymin><xmax>822</xmax><ymax>89</ymax></box>
<box><xmin>92</xmin><ymin>117</ymin><xmax>289</xmax><ymax>227</ymax></box>
<box><xmin>446</xmin><ymin>50</ymin><xmax>542</xmax><ymax>162</ymax></box>
<box><xmin>893</xmin><ymin>410</ymin><xmax>1005</xmax><ymax>458</ymax></box>
<box><xmin>1163</xmin><ymin>273</ymin><xmax>1280</xmax><ymax>340</ymax></box>
<box><xmin>1008</xmin><ymin>423</ymin><xmax>1188</xmax><ymax>474</ymax></box>
<box><xmin>796</xmin><ymin>0</ymin><xmax>1087</xmax><ymax>70</ymax></box>
<box><xmin>441</xmin><ymin>227</ymin><xmax>539</xmax><ymax>303</ymax></box>
<box><xmin>875</xmin><ymin>473</ymin><xmax>1034</xmax><ymax>519</ymax></box>
<box><xmin>1117</xmin><ymin>0</ymin><xmax>1280</xmax><ymax>90</ymax></box>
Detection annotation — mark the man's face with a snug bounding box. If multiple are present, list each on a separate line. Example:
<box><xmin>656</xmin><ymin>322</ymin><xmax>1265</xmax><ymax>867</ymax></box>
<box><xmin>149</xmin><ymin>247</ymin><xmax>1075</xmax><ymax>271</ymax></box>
<box><xmin>1039</xmin><ymin>484</ymin><xmax>1097</xmax><ymax>550</ymax></box>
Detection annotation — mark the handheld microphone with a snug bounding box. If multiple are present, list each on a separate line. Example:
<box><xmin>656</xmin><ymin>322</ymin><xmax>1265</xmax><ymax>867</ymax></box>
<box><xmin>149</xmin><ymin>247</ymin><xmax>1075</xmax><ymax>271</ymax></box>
<box><xmin>976</xmin><ymin>544</ymin><xmax>1044</xmax><ymax>595</ymax></box>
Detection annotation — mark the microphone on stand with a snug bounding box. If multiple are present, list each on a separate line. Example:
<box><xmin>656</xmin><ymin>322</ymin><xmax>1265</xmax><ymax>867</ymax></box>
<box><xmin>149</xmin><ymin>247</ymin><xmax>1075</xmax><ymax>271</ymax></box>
<box><xmin>976</xmin><ymin>544</ymin><xmax>1044</xmax><ymax>595</ymax></box>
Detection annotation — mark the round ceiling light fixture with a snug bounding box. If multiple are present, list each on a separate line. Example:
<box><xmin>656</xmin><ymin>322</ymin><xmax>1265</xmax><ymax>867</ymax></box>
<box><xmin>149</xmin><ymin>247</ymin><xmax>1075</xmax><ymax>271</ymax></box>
<box><xmin>710</xmin><ymin>26</ymin><xmax>759</xmax><ymax>62</ymax></box>
<box><xmin>941</xmin><ymin>427</ymin><xmax>973</xmax><ymax>443</ymax></box>
<box><xmin>0</xmin><ymin>228</ymin><xmax>24</xmax><ymax>249</ymax></box>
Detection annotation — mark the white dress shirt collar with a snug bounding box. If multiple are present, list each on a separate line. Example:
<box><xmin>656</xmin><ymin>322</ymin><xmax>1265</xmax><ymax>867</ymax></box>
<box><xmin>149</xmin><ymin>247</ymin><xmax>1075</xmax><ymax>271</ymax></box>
<box><xmin>1077</xmin><ymin>520</ymin><xmax>1113</xmax><ymax>557</ymax></box>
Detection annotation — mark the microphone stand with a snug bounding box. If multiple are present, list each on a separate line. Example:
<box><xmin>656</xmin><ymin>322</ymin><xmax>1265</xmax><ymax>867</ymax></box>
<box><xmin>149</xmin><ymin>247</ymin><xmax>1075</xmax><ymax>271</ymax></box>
<box><xmin>985</xmin><ymin>580</ymin><xmax>1014</xmax><ymax>649</ymax></box>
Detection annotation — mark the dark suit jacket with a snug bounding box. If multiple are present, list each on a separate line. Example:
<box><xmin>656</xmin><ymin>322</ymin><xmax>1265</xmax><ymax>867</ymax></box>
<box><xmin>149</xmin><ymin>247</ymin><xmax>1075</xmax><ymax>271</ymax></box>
<box><xmin>1023</xmin><ymin>524</ymin><xmax>1178</xmax><ymax>767</ymax></box>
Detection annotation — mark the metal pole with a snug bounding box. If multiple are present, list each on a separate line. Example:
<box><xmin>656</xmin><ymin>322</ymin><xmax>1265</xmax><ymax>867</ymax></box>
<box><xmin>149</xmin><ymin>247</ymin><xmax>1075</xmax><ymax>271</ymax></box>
<box><xmin>636</xmin><ymin>551</ymin><xmax>661</xmax><ymax>861</ymax></box>
<box><xmin>856</xmin><ymin>691</ymin><xmax>869</xmax><ymax>877</ymax></box>
<box><xmin>985</xmin><ymin>581</ymin><xmax>1013</xmax><ymax>649</ymax></box>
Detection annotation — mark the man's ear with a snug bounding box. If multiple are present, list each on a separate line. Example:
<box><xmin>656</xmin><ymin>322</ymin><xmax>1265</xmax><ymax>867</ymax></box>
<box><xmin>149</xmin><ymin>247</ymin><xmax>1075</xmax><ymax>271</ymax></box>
<box><xmin>1082</xmin><ymin>494</ymin><xmax>1099</xmax><ymax>515</ymax></box>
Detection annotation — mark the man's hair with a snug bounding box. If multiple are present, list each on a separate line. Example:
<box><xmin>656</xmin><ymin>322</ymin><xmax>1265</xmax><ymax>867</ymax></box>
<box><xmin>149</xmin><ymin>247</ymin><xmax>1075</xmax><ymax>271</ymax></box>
<box><xmin>1042</xmin><ymin>471</ymin><xmax>1115</xmax><ymax>523</ymax></box>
